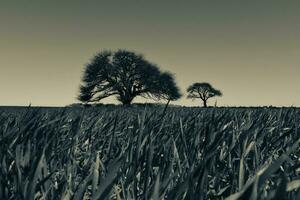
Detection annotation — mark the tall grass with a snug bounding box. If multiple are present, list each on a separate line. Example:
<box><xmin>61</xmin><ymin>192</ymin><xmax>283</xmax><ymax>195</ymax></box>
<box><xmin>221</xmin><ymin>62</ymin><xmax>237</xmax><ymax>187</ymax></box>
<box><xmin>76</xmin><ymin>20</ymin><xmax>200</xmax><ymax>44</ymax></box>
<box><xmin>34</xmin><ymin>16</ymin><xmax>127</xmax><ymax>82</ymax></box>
<box><xmin>0</xmin><ymin>106</ymin><xmax>299</xmax><ymax>199</ymax></box>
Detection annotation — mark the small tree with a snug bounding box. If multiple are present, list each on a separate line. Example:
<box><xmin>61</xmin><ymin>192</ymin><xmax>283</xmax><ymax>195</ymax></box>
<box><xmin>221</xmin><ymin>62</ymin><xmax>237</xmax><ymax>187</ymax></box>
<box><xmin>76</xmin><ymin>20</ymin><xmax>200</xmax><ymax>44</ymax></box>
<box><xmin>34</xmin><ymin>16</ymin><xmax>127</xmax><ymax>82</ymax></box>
<box><xmin>187</xmin><ymin>82</ymin><xmax>222</xmax><ymax>107</ymax></box>
<box><xmin>78</xmin><ymin>49</ymin><xmax>181</xmax><ymax>105</ymax></box>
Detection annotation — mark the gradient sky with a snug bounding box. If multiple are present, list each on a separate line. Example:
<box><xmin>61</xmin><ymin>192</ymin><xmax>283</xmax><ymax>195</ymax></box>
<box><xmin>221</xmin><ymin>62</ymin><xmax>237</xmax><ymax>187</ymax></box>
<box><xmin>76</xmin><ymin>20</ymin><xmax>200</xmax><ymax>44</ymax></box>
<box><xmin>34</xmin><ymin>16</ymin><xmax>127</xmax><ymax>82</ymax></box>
<box><xmin>1</xmin><ymin>0</ymin><xmax>299</xmax><ymax>106</ymax></box>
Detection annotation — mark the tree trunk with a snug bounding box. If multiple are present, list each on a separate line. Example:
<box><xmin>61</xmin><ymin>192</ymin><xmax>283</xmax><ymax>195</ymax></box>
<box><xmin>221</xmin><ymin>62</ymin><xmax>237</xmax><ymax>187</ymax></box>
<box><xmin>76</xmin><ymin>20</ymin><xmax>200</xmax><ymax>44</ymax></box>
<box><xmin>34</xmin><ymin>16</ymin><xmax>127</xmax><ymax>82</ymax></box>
<box><xmin>203</xmin><ymin>100</ymin><xmax>207</xmax><ymax>108</ymax></box>
<box><xmin>122</xmin><ymin>99</ymin><xmax>133</xmax><ymax>105</ymax></box>
<box><xmin>121</xmin><ymin>96</ymin><xmax>134</xmax><ymax>105</ymax></box>
<box><xmin>119</xmin><ymin>92</ymin><xmax>135</xmax><ymax>105</ymax></box>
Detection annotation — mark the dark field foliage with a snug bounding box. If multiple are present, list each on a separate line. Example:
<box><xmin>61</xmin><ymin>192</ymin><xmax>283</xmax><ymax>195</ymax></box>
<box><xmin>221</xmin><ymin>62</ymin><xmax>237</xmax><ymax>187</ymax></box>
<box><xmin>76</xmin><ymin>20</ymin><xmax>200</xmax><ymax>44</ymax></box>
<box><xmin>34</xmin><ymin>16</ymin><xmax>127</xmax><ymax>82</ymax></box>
<box><xmin>0</xmin><ymin>106</ymin><xmax>299</xmax><ymax>200</ymax></box>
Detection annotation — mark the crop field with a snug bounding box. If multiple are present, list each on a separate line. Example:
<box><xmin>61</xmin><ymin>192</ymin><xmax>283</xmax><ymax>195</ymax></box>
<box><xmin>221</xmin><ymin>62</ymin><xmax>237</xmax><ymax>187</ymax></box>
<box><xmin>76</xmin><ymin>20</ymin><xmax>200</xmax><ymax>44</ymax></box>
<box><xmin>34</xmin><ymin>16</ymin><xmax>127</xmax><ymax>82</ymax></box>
<box><xmin>0</xmin><ymin>106</ymin><xmax>299</xmax><ymax>200</ymax></box>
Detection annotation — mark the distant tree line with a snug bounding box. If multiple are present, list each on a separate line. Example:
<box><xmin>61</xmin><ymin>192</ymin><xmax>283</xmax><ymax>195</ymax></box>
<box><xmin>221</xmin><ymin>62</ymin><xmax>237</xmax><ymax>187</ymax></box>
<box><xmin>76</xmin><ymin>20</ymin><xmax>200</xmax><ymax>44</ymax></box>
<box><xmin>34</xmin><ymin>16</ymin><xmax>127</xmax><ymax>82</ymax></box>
<box><xmin>78</xmin><ymin>49</ymin><xmax>222</xmax><ymax>107</ymax></box>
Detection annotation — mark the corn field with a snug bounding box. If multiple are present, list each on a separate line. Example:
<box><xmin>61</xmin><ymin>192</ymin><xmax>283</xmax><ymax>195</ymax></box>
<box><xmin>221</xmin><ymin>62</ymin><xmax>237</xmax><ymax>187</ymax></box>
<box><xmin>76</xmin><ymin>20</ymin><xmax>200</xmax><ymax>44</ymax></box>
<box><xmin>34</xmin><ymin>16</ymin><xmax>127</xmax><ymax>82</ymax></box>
<box><xmin>0</xmin><ymin>106</ymin><xmax>299</xmax><ymax>200</ymax></box>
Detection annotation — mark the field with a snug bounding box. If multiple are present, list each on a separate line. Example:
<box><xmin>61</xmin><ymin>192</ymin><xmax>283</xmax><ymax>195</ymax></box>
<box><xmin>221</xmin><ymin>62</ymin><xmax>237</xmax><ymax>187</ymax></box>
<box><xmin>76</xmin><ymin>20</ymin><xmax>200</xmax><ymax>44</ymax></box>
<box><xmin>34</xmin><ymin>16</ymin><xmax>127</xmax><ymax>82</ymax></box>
<box><xmin>0</xmin><ymin>105</ymin><xmax>299</xmax><ymax>200</ymax></box>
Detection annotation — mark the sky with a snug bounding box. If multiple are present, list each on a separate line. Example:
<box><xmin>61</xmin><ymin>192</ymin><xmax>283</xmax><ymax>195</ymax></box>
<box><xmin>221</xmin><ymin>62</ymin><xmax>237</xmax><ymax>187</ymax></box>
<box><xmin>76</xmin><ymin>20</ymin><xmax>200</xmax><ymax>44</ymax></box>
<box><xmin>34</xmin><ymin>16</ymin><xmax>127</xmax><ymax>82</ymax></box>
<box><xmin>0</xmin><ymin>0</ymin><xmax>299</xmax><ymax>107</ymax></box>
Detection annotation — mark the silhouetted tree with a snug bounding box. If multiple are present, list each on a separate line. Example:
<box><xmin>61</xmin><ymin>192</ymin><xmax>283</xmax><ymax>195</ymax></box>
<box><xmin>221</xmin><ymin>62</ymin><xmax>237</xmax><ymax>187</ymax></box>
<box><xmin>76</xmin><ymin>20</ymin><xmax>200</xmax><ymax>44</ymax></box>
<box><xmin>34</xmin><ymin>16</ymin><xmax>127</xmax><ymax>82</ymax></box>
<box><xmin>187</xmin><ymin>82</ymin><xmax>222</xmax><ymax>107</ymax></box>
<box><xmin>78</xmin><ymin>50</ymin><xmax>181</xmax><ymax>105</ymax></box>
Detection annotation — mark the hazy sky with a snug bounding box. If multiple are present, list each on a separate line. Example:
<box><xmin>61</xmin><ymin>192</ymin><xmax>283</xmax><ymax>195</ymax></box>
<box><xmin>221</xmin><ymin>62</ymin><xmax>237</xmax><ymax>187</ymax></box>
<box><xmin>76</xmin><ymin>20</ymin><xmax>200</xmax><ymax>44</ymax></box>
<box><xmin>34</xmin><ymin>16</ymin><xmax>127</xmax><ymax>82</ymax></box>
<box><xmin>1</xmin><ymin>0</ymin><xmax>299</xmax><ymax>106</ymax></box>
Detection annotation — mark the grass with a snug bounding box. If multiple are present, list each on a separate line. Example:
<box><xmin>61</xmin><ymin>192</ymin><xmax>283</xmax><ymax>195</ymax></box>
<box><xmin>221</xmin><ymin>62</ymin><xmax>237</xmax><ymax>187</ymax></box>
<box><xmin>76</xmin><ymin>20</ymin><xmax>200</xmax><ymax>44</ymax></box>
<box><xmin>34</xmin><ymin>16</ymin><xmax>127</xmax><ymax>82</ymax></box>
<box><xmin>0</xmin><ymin>105</ymin><xmax>299</xmax><ymax>199</ymax></box>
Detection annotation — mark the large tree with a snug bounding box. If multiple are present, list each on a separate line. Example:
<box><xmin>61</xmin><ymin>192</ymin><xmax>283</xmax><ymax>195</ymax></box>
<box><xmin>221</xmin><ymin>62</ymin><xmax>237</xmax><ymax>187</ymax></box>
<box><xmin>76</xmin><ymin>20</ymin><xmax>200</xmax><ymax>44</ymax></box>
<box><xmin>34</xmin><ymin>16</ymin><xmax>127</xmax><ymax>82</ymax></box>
<box><xmin>187</xmin><ymin>82</ymin><xmax>222</xmax><ymax>107</ymax></box>
<box><xmin>78</xmin><ymin>50</ymin><xmax>181</xmax><ymax>105</ymax></box>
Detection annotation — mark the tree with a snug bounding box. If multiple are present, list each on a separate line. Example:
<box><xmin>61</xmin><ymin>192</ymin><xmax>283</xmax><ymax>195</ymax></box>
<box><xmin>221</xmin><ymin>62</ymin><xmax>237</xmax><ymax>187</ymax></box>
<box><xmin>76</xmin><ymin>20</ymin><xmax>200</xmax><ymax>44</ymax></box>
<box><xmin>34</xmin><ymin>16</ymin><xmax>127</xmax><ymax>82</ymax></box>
<box><xmin>187</xmin><ymin>82</ymin><xmax>222</xmax><ymax>107</ymax></box>
<box><xmin>78</xmin><ymin>50</ymin><xmax>181</xmax><ymax>105</ymax></box>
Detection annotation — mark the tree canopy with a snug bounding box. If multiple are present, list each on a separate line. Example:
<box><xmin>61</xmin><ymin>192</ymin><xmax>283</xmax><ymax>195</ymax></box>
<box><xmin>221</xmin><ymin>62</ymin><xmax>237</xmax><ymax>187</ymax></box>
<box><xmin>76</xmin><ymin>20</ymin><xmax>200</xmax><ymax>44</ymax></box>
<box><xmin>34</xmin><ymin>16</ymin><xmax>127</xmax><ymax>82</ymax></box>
<box><xmin>78</xmin><ymin>50</ymin><xmax>181</xmax><ymax>105</ymax></box>
<box><xmin>187</xmin><ymin>82</ymin><xmax>222</xmax><ymax>107</ymax></box>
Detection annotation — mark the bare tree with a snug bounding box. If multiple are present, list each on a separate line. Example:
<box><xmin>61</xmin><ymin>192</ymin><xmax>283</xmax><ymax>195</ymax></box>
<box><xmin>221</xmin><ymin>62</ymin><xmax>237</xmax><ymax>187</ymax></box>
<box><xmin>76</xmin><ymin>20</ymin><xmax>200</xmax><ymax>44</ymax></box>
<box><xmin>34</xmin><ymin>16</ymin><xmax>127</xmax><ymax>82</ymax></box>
<box><xmin>187</xmin><ymin>82</ymin><xmax>222</xmax><ymax>107</ymax></box>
